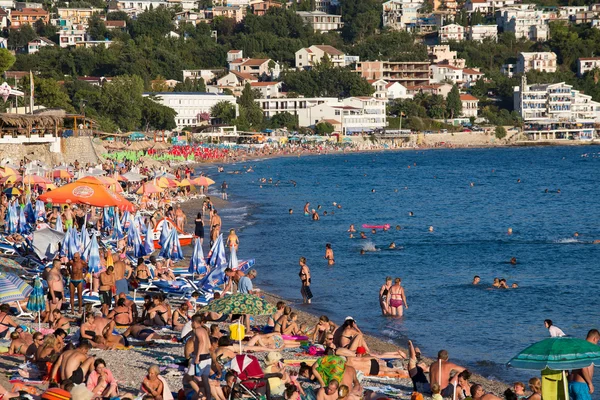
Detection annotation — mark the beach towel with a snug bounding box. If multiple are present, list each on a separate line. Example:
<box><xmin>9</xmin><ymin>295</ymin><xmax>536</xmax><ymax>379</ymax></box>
<box><xmin>159</xmin><ymin>375</ymin><xmax>175</xmax><ymax>400</ymax></box>
<box><xmin>314</xmin><ymin>355</ymin><xmax>346</xmax><ymax>385</ymax></box>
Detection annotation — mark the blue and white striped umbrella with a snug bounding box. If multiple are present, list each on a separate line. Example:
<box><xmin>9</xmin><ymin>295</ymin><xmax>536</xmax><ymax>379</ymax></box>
<box><xmin>35</xmin><ymin>200</ymin><xmax>45</xmax><ymax>219</ymax></box>
<box><xmin>102</xmin><ymin>207</ymin><xmax>112</xmax><ymax>231</ymax></box>
<box><xmin>144</xmin><ymin>221</ymin><xmax>155</xmax><ymax>255</ymax></box>
<box><xmin>0</xmin><ymin>272</ymin><xmax>32</xmax><ymax>303</ymax></box>
<box><xmin>24</xmin><ymin>200</ymin><xmax>35</xmax><ymax>224</ymax></box>
<box><xmin>189</xmin><ymin>238</ymin><xmax>207</xmax><ymax>275</ymax></box>
<box><xmin>121</xmin><ymin>210</ymin><xmax>131</xmax><ymax>230</ymax></box>
<box><xmin>112</xmin><ymin>212</ymin><xmax>124</xmax><ymax>239</ymax></box>
<box><xmin>7</xmin><ymin>203</ymin><xmax>17</xmax><ymax>234</ymax></box>
<box><xmin>127</xmin><ymin>220</ymin><xmax>136</xmax><ymax>247</ymax></box>
<box><xmin>55</xmin><ymin>213</ymin><xmax>63</xmax><ymax>232</ymax></box>
<box><xmin>80</xmin><ymin>225</ymin><xmax>90</xmax><ymax>254</ymax></box>
<box><xmin>137</xmin><ymin>215</ymin><xmax>148</xmax><ymax>235</ymax></box>
<box><xmin>227</xmin><ymin>246</ymin><xmax>239</xmax><ymax>271</ymax></box>
<box><xmin>159</xmin><ymin>220</ymin><xmax>170</xmax><ymax>248</ymax></box>
<box><xmin>131</xmin><ymin>223</ymin><xmax>147</xmax><ymax>258</ymax></box>
<box><xmin>18</xmin><ymin>206</ymin><xmax>28</xmax><ymax>234</ymax></box>
<box><xmin>159</xmin><ymin>227</ymin><xmax>183</xmax><ymax>261</ymax></box>
<box><xmin>66</xmin><ymin>227</ymin><xmax>80</xmax><ymax>259</ymax></box>
<box><xmin>26</xmin><ymin>275</ymin><xmax>45</xmax><ymax>330</ymax></box>
<box><xmin>87</xmin><ymin>234</ymin><xmax>101</xmax><ymax>274</ymax></box>
<box><xmin>207</xmin><ymin>234</ymin><xmax>227</xmax><ymax>269</ymax></box>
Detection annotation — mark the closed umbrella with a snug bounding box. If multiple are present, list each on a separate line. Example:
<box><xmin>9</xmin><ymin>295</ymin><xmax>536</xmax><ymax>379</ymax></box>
<box><xmin>121</xmin><ymin>211</ymin><xmax>131</xmax><ymax>229</ymax></box>
<box><xmin>26</xmin><ymin>276</ymin><xmax>45</xmax><ymax>331</ymax></box>
<box><xmin>18</xmin><ymin>206</ymin><xmax>28</xmax><ymax>234</ymax></box>
<box><xmin>160</xmin><ymin>228</ymin><xmax>183</xmax><ymax>261</ymax></box>
<box><xmin>144</xmin><ymin>221</ymin><xmax>155</xmax><ymax>255</ymax></box>
<box><xmin>24</xmin><ymin>200</ymin><xmax>36</xmax><ymax>224</ymax></box>
<box><xmin>113</xmin><ymin>213</ymin><xmax>124</xmax><ymax>239</ymax></box>
<box><xmin>87</xmin><ymin>234</ymin><xmax>100</xmax><ymax>293</ymax></box>
<box><xmin>131</xmin><ymin>223</ymin><xmax>146</xmax><ymax>258</ymax></box>
<box><xmin>189</xmin><ymin>238</ymin><xmax>207</xmax><ymax>277</ymax></box>
<box><xmin>6</xmin><ymin>204</ymin><xmax>16</xmax><ymax>234</ymax></box>
<box><xmin>509</xmin><ymin>337</ymin><xmax>600</xmax><ymax>400</ymax></box>
<box><xmin>55</xmin><ymin>213</ymin><xmax>63</xmax><ymax>232</ymax></box>
<box><xmin>159</xmin><ymin>220</ymin><xmax>171</xmax><ymax>248</ymax></box>
<box><xmin>227</xmin><ymin>247</ymin><xmax>239</xmax><ymax>271</ymax></box>
<box><xmin>103</xmin><ymin>207</ymin><xmax>112</xmax><ymax>231</ymax></box>
<box><xmin>35</xmin><ymin>200</ymin><xmax>45</xmax><ymax>219</ymax></box>
<box><xmin>207</xmin><ymin>234</ymin><xmax>227</xmax><ymax>269</ymax></box>
<box><xmin>81</xmin><ymin>227</ymin><xmax>91</xmax><ymax>260</ymax></box>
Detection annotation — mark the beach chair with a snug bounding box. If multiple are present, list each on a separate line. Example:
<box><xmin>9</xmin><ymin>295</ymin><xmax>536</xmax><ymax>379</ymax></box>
<box><xmin>228</xmin><ymin>354</ymin><xmax>281</xmax><ymax>400</ymax></box>
<box><xmin>0</xmin><ymin>241</ymin><xmax>18</xmax><ymax>255</ymax></box>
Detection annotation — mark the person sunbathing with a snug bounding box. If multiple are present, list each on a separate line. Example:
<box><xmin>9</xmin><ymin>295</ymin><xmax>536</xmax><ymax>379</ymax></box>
<box><xmin>107</xmin><ymin>298</ymin><xmax>133</xmax><ymax>326</ymax></box>
<box><xmin>51</xmin><ymin>309</ymin><xmax>76</xmax><ymax>334</ymax></box>
<box><xmin>7</xmin><ymin>331</ymin><xmax>28</xmax><ymax>356</ymax></box>
<box><xmin>345</xmin><ymin>347</ymin><xmax>407</xmax><ymax>378</ymax></box>
<box><xmin>123</xmin><ymin>323</ymin><xmax>175</xmax><ymax>342</ymax></box>
<box><xmin>246</xmin><ymin>332</ymin><xmax>301</xmax><ymax>350</ymax></box>
<box><xmin>95</xmin><ymin>321</ymin><xmax>129</xmax><ymax>349</ymax></box>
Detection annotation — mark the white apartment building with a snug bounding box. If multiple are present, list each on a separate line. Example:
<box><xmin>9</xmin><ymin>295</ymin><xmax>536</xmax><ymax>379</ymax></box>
<box><xmin>296</xmin><ymin>11</ymin><xmax>343</xmax><ymax>32</ymax></box>
<box><xmin>296</xmin><ymin>97</ymin><xmax>387</xmax><ymax>133</ymax></box>
<box><xmin>250</xmin><ymin>82</ymin><xmax>282</xmax><ymax>99</ymax></box>
<box><xmin>314</xmin><ymin>0</ymin><xmax>339</xmax><ymax>13</ymax></box>
<box><xmin>439</xmin><ymin>23</ymin><xmax>465</xmax><ymax>41</ymax></box>
<box><xmin>514</xmin><ymin>77</ymin><xmax>600</xmax><ymax>140</ymax></box>
<box><xmin>517</xmin><ymin>52</ymin><xmax>557</xmax><ymax>73</ymax></box>
<box><xmin>428</xmin><ymin>45</ymin><xmax>465</xmax><ymax>68</ymax></box>
<box><xmin>465</xmin><ymin>0</ymin><xmax>515</xmax><ymax>13</ymax></box>
<box><xmin>468</xmin><ymin>24</ymin><xmax>497</xmax><ymax>41</ymax></box>
<box><xmin>463</xmin><ymin>68</ymin><xmax>484</xmax><ymax>87</ymax></box>
<box><xmin>182</xmin><ymin>69</ymin><xmax>224</xmax><ymax>83</ymax></box>
<box><xmin>577</xmin><ymin>57</ymin><xmax>600</xmax><ymax>77</ymax></box>
<box><xmin>227</xmin><ymin>49</ymin><xmax>243</xmax><ymax>63</ymax></box>
<box><xmin>143</xmin><ymin>92</ymin><xmax>238</xmax><ymax>128</ymax></box>
<box><xmin>256</xmin><ymin>97</ymin><xmax>337</xmax><ymax>118</ymax></box>
<box><xmin>27</xmin><ymin>36</ymin><xmax>54</xmax><ymax>54</ymax></box>
<box><xmin>295</xmin><ymin>45</ymin><xmax>346</xmax><ymax>69</ymax></box>
<box><xmin>430</xmin><ymin>64</ymin><xmax>464</xmax><ymax>84</ymax></box>
<box><xmin>115</xmin><ymin>0</ymin><xmax>195</xmax><ymax>12</ymax></box>
<box><xmin>460</xmin><ymin>94</ymin><xmax>479</xmax><ymax>118</ymax></box>
<box><xmin>500</xmin><ymin>7</ymin><xmax>549</xmax><ymax>41</ymax></box>
<box><xmin>382</xmin><ymin>0</ymin><xmax>423</xmax><ymax>30</ymax></box>
<box><xmin>58</xmin><ymin>27</ymin><xmax>85</xmax><ymax>48</ymax></box>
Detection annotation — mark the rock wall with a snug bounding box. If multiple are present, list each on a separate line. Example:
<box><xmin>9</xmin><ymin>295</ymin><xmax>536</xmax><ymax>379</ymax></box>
<box><xmin>0</xmin><ymin>136</ymin><xmax>106</xmax><ymax>166</ymax></box>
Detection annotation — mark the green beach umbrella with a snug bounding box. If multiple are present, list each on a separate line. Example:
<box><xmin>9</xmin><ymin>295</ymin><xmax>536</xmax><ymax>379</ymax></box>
<box><xmin>201</xmin><ymin>293</ymin><xmax>276</xmax><ymax>316</ymax></box>
<box><xmin>509</xmin><ymin>337</ymin><xmax>600</xmax><ymax>400</ymax></box>
<box><xmin>509</xmin><ymin>337</ymin><xmax>600</xmax><ymax>370</ymax></box>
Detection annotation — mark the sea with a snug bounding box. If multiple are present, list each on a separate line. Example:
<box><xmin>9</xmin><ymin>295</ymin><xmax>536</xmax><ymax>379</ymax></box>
<box><xmin>198</xmin><ymin>146</ymin><xmax>600</xmax><ymax>389</ymax></box>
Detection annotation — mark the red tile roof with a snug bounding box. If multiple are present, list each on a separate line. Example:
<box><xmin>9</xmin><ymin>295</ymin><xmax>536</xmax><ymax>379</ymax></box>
<box><xmin>460</xmin><ymin>94</ymin><xmax>478</xmax><ymax>101</ymax></box>
<box><xmin>313</xmin><ymin>45</ymin><xmax>344</xmax><ymax>56</ymax></box>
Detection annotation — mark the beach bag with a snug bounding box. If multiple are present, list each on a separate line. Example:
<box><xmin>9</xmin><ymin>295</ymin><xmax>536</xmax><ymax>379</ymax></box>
<box><xmin>411</xmin><ymin>393</ymin><xmax>423</xmax><ymax>400</ymax></box>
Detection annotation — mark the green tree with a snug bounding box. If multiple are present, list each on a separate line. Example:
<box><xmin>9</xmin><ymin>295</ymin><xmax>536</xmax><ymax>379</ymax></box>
<box><xmin>282</xmin><ymin>64</ymin><xmax>374</xmax><ymax>97</ymax></box>
<box><xmin>141</xmin><ymin>95</ymin><xmax>177</xmax><ymax>130</ymax></box>
<box><xmin>315</xmin><ymin>121</ymin><xmax>334</xmax><ymax>135</ymax></box>
<box><xmin>8</xmin><ymin>25</ymin><xmax>37</xmax><ymax>51</ymax></box>
<box><xmin>0</xmin><ymin>49</ymin><xmax>16</xmax><ymax>75</ymax></box>
<box><xmin>34</xmin><ymin>20</ymin><xmax>58</xmax><ymax>40</ymax></box>
<box><xmin>269</xmin><ymin>111</ymin><xmax>297</xmax><ymax>129</ymax></box>
<box><xmin>131</xmin><ymin>8</ymin><xmax>175</xmax><ymax>39</ymax></box>
<box><xmin>87</xmin><ymin>14</ymin><xmax>109</xmax><ymax>40</ymax></box>
<box><xmin>173</xmin><ymin>77</ymin><xmax>206</xmax><ymax>92</ymax></box>
<box><xmin>495</xmin><ymin>125</ymin><xmax>507</xmax><ymax>139</ymax></box>
<box><xmin>210</xmin><ymin>101</ymin><xmax>236</xmax><ymax>124</ymax></box>
<box><xmin>99</xmin><ymin>75</ymin><xmax>145</xmax><ymax>131</ymax></box>
<box><xmin>33</xmin><ymin>77</ymin><xmax>73</xmax><ymax>110</ymax></box>
<box><xmin>446</xmin><ymin>85</ymin><xmax>462</xmax><ymax>119</ymax></box>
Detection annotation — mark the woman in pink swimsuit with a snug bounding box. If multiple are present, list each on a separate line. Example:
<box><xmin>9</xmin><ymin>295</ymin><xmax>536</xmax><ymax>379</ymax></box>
<box><xmin>387</xmin><ymin>278</ymin><xmax>408</xmax><ymax>317</ymax></box>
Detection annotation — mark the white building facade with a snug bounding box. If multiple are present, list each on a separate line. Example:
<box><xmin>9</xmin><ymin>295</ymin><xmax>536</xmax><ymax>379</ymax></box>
<box><xmin>517</xmin><ymin>52</ymin><xmax>557</xmax><ymax>73</ymax></box>
<box><xmin>439</xmin><ymin>23</ymin><xmax>465</xmax><ymax>41</ymax></box>
<box><xmin>468</xmin><ymin>24</ymin><xmax>497</xmax><ymax>41</ymax></box>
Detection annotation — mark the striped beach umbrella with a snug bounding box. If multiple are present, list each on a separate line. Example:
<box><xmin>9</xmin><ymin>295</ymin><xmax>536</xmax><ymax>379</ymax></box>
<box><xmin>159</xmin><ymin>220</ymin><xmax>170</xmax><ymax>248</ymax></box>
<box><xmin>207</xmin><ymin>234</ymin><xmax>227</xmax><ymax>269</ymax></box>
<box><xmin>24</xmin><ymin>200</ymin><xmax>35</xmax><ymax>224</ymax></box>
<box><xmin>103</xmin><ymin>207</ymin><xmax>112</xmax><ymax>231</ymax></box>
<box><xmin>131</xmin><ymin>224</ymin><xmax>147</xmax><ymax>258</ymax></box>
<box><xmin>87</xmin><ymin>234</ymin><xmax>101</xmax><ymax>275</ymax></box>
<box><xmin>189</xmin><ymin>238</ymin><xmax>207</xmax><ymax>276</ymax></box>
<box><xmin>121</xmin><ymin>210</ymin><xmax>130</xmax><ymax>229</ymax></box>
<box><xmin>7</xmin><ymin>203</ymin><xmax>17</xmax><ymax>234</ymax></box>
<box><xmin>136</xmin><ymin>215</ymin><xmax>147</xmax><ymax>235</ymax></box>
<box><xmin>0</xmin><ymin>273</ymin><xmax>32</xmax><ymax>303</ymax></box>
<box><xmin>55</xmin><ymin>213</ymin><xmax>63</xmax><ymax>232</ymax></box>
<box><xmin>80</xmin><ymin>225</ymin><xmax>90</xmax><ymax>255</ymax></box>
<box><xmin>26</xmin><ymin>276</ymin><xmax>45</xmax><ymax>331</ymax></box>
<box><xmin>18</xmin><ymin>206</ymin><xmax>28</xmax><ymax>234</ymax></box>
<box><xmin>144</xmin><ymin>221</ymin><xmax>155</xmax><ymax>255</ymax></box>
<box><xmin>35</xmin><ymin>200</ymin><xmax>45</xmax><ymax>219</ymax></box>
<box><xmin>160</xmin><ymin>228</ymin><xmax>183</xmax><ymax>261</ymax></box>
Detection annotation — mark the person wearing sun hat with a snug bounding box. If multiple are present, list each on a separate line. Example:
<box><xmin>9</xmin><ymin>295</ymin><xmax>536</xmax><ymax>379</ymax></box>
<box><xmin>265</xmin><ymin>351</ymin><xmax>290</xmax><ymax>396</ymax></box>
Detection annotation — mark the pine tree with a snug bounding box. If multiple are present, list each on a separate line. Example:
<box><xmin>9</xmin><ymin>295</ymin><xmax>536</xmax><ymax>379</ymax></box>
<box><xmin>446</xmin><ymin>84</ymin><xmax>462</xmax><ymax>119</ymax></box>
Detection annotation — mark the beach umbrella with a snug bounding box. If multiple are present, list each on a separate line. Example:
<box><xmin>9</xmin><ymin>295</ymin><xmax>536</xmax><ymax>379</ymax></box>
<box><xmin>87</xmin><ymin>234</ymin><xmax>100</xmax><ymax>275</ymax></box>
<box><xmin>189</xmin><ymin>238</ymin><xmax>207</xmax><ymax>277</ymax></box>
<box><xmin>55</xmin><ymin>213</ymin><xmax>63</xmax><ymax>232</ymax></box>
<box><xmin>52</xmin><ymin>169</ymin><xmax>73</xmax><ymax>179</ymax></box>
<box><xmin>144</xmin><ymin>221</ymin><xmax>155</xmax><ymax>255</ymax></box>
<box><xmin>121</xmin><ymin>171</ymin><xmax>147</xmax><ymax>182</ymax></box>
<box><xmin>509</xmin><ymin>337</ymin><xmax>600</xmax><ymax>400</ymax></box>
<box><xmin>112</xmin><ymin>213</ymin><xmax>124</xmax><ymax>239</ymax></box>
<box><xmin>179</xmin><ymin>178</ymin><xmax>193</xmax><ymax>187</ymax></box>
<box><xmin>202</xmin><ymin>293</ymin><xmax>275</xmax><ymax>316</ymax></box>
<box><xmin>156</xmin><ymin>177</ymin><xmax>180</xmax><ymax>188</ymax></box>
<box><xmin>63</xmin><ymin>227</ymin><xmax>80</xmax><ymax>259</ymax></box>
<box><xmin>102</xmin><ymin>207</ymin><xmax>111</xmax><ymax>231</ymax></box>
<box><xmin>0</xmin><ymin>175</ymin><xmax>19</xmax><ymax>184</ymax></box>
<box><xmin>26</xmin><ymin>276</ymin><xmax>45</xmax><ymax>331</ymax></box>
<box><xmin>0</xmin><ymin>257</ymin><xmax>27</xmax><ymax>275</ymax></box>
<box><xmin>6</xmin><ymin>203</ymin><xmax>16</xmax><ymax>234</ymax></box>
<box><xmin>227</xmin><ymin>247</ymin><xmax>239</xmax><ymax>271</ymax></box>
<box><xmin>207</xmin><ymin>234</ymin><xmax>227</xmax><ymax>269</ymax></box>
<box><xmin>35</xmin><ymin>200</ymin><xmax>45</xmax><ymax>219</ymax></box>
<box><xmin>192</xmin><ymin>176</ymin><xmax>215</xmax><ymax>187</ymax></box>
<box><xmin>18</xmin><ymin>206</ymin><xmax>28</xmax><ymax>234</ymax></box>
<box><xmin>159</xmin><ymin>220</ymin><xmax>171</xmax><ymax>248</ymax></box>
<box><xmin>80</xmin><ymin>226</ymin><xmax>90</xmax><ymax>257</ymax></box>
<box><xmin>0</xmin><ymin>272</ymin><xmax>32</xmax><ymax>303</ymax></box>
<box><xmin>38</xmin><ymin>180</ymin><xmax>135</xmax><ymax>212</ymax></box>
<box><xmin>131</xmin><ymin>224</ymin><xmax>147</xmax><ymax>258</ymax></box>
<box><xmin>121</xmin><ymin>210</ymin><xmax>130</xmax><ymax>229</ymax></box>
<box><xmin>22</xmin><ymin>175</ymin><xmax>50</xmax><ymax>185</ymax></box>
<box><xmin>3</xmin><ymin>166</ymin><xmax>19</xmax><ymax>176</ymax></box>
<box><xmin>136</xmin><ymin>182</ymin><xmax>163</xmax><ymax>195</ymax></box>
<box><xmin>24</xmin><ymin>200</ymin><xmax>35</xmax><ymax>224</ymax></box>
<box><xmin>32</xmin><ymin>228</ymin><xmax>64</xmax><ymax>261</ymax></box>
<box><xmin>136</xmin><ymin>214</ymin><xmax>147</xmax><ymax>235</ymax></box>
<box><xmin>4</xmin><ymin>187</ymin><xmax>21</xmax><ymax>196</ymax></box>
<box><xmin>159</xmin><ymin>227</ymin><xmax>183</xmax><ymax>261</ymax></box>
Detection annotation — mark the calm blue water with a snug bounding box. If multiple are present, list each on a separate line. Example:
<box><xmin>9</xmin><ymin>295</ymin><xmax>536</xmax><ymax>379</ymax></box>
<box><xmin>202</xmin><ymin>146</ymin><xmax>600</xmax><ymax>387</ymax></box>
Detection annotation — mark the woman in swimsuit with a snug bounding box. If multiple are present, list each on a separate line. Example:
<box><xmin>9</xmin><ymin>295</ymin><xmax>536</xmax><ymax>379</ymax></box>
<box><xmin>299</xmin><ymin>257</ymin><xmax>312</xmax><ymax>304</ymax></box>
<box><xmin>246</xmin><ymin>332</ymin><xmax>300</xmax><ymax>350</ymax></box>
<box><xmin>335</xmin><ymin>317</ymin><xmax>371</xmax><ymax>354</ymax></box>
<box><xmin>312</xmin><ymin>316</ymin><xmax>337</xmax><ymax>344</ymax></box>
<box><xmin>142</xmin><ymin>365</ymin><xmax>164</xmax><ymax>400</ymax></box>
<box><xmin>388</xmin><ymin>277</ymin><xmax>408</xmax><ymax>317</ymax></box>
<box><xmin>7</xmin><ymin>332</ymin><xmax>28</xmax><ymax>355</ymax></box>
<box><xmin>274</xmin><ymin>306</ymin><xmax>292</xmax><ymax>334</ymax></box>
<box><xmin>267</xmin><ymin>301</ymin><xmax>286</xmax><ymax>332</ymax></box>
<box><xmin>107</xmin><ymin>298</ymin><xmax>133</xmax><ymax>326</ymax></box>
<box><xmin>324</xmin><ymin>244</ymin><xmax>335</xmax><ymax>266</ymax></box>
<box><xmin>51</xmin><ymin>309</ymin><xmax>75</xmax><ymax>334</ymax></box>
<box><xmin>281</xmin><ymin>312</ymin><xmax>301</xmax><ymax>336</ymax></box>
<box><xmin>194</xmin><ymin>213</ymin><xmax>204</xmax><ymax>245</ymax></box>
<box><xmin>379</xmin><ymin>277</ymin><xmax>392</xmax><ymax>316</ymax></box>
<box><xmin>145</xmin><ymin>295</ymin><xmax>170</xmax><ymax>327</ymax></box>
<box><xmin>0</xmin><ymin>304</ymin><xmax>18</xmax><ymax>339</ymax></box>
<box><xmin>455</xmin><ymin>370</ymin><xmax>472</xmax><ymax>400</ymax></box>
<box><xmin>227</xmin><ymin>229</ymin><xmax>239</xmax><ymax>251</ymax></box>
<box><xmin>172</xmin><ymin>303</ymin><xmax>190</xmax><ymax>331</ymax></box>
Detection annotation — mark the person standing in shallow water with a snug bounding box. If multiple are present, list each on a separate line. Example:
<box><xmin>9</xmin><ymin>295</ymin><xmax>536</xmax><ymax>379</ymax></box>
<box><xmin>299</xmin><ymin>257</ymin><xmax>312</xmax><ymax>304</ymax></box>
<box><xmin>379</xmin><ymin>277</ymin><xmax>392</xmax><ymax>315</ymax></box>
<box><xmin>325</xmin><ymin>243</ymin><xmax>335</xmax><ymax>265</ymax></box>
<box><xmin>388</xmin><ymin>278</ymin><xmax>407</xmax><ymax>317</ymax></box>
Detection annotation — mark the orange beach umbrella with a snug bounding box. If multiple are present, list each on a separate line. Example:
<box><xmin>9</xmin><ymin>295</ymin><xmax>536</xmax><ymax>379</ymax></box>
<box><xmin>136</xmin><ymin>182</ymin><xmax>163</xmax><ymax>195</ymax></box>
<box><xmin>38</xmin><ymin>181</ymin><xmax>135</xmax><ymax>211</ymax></box>
<box><xmin>22</xmin><ymin>175</ymin><xmax>51</xmax><ymax>185</ymax></box>
<box><xmin>192</xmin><ymin>176</ymin><xmax>215</xmax><ymax>187</ymax></box>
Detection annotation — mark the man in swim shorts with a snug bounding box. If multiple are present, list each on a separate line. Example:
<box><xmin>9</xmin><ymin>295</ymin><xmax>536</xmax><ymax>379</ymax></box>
<box><xmin>188</xmin><ymin>315</ymin><xmax>212</xmax><ymax>400</ymax></box>
<box><xmin>46</xmin><ymin>260</ymin><xmax>64</xmax><ymax>324</ymax></box>
<box><xmin>51</xmin><ymin>341</ymin><xmax>95</xmax><ymax>385</ymax></box>
<box><xmin>569</xmin><ymin>329</ymin><xmax>599</xmax><ymax>400</ymax></box>
<box><xmin>68</xmin><ymin>252</ymin><xmax>87</xmax><ymax>314</ymax></box>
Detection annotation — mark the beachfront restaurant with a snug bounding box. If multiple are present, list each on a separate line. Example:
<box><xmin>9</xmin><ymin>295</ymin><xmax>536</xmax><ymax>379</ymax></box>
<box><xmin>523</xmin><ymin>119</ymin><xmax>596</xmax><ymax>141</ymax></box>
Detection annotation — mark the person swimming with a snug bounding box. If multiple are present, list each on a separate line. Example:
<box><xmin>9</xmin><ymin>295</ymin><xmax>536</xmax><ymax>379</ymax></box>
<box><xmin>396</xmin><ymin>225</ymin><xmax>401</xmax><ymax>230</ymax></box>
<box><xmin>472</xmin><ymin>276</ymin><xmax>480</xmax><ymax>285</ymax></box>
<box><xmin>510</xmin><ymin>257</ymin><xmax>517</xmax><ymax>265</ymax></box>
<box><xmin>507</xmin><ymin>227</ymin><xmax>513</xmax><ymax>235</ymax></box>
<box><xmin>371</xmin><ymin>229</ymin><xmax>376</xmax><ymax>234</ymax></box>
<box><xmin>428</xmin><ymin>226</ymin><xmax>434</xmax><ymax>232</ymax></box>
<box><xmin>360</xmin><ymin>249</ymin><xmax>366</xmax><ymax>255</ymax></box>
<box><xmin>289</xmin><ymin>209</ymin><xmax>293</xmax><ymax>214</ymax></box>
<box><xmin>360</xmin><ymin>232</ymin><xmax>367</xmax><ymax>239</ymax></box>
<box><xmin>389</xmin><ymin>242</ymin><xmax>396</xmax><ymax>249</ymax></box>
<box><xmin>348</xmin><ymin>225</ymin><xmax>356</xmax><ymax>233</ymax></box>
<box><xmin>409</xmin><ymin>212</ymin><xmax>414</xmax><ymax>217</ymax></box>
